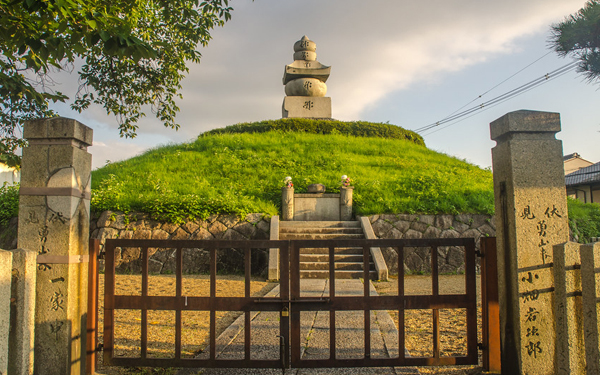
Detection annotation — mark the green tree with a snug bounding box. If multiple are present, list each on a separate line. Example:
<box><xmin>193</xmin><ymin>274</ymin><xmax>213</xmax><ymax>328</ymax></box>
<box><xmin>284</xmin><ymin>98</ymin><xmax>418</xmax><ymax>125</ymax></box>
<box><xmin>0</xmin><ymin>0</ymin><xmax>232</xmax><ymax>166</ymax></box>
<box><xmin>550</xmin><ymin>0</ymin><xmax>600</xmax><ymax>84</ymax></box>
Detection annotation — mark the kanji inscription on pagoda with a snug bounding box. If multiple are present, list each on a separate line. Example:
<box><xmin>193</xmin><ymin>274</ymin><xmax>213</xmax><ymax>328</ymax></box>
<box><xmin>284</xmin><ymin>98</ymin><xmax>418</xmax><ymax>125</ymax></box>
<box><xmin>282</xmin><ymin>35</ymin><xmax>332</xmax><ymax>119</ymax></box>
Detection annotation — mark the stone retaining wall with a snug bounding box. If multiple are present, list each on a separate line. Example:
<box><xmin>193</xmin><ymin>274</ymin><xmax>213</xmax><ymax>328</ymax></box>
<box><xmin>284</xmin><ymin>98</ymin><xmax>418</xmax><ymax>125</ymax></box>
<box><xmin>90</xmin><ymin>211</ymin><xmax>271</xmax><ymax>275</ymax></box>
<box><xmin>367</xmin><ymin>214</ymin><xmax>496</xmax><ymax>274</ymax></box>
<box><xmin>1</xmin><ymin>212</ymin><xmax>496</xmax><ymax>275</ymax></box>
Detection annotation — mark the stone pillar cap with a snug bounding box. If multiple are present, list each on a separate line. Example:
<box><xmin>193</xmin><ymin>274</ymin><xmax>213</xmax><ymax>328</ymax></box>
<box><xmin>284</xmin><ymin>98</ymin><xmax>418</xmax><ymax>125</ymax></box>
<box><xmin>23</xmin><ymin>117</ymin><xmax>93</xmax><ymax>146</ymax></box>
<box><xmin>490</xmin><ymin>110</ymin><xmax>560</xmax><ymax>141</ymax></box>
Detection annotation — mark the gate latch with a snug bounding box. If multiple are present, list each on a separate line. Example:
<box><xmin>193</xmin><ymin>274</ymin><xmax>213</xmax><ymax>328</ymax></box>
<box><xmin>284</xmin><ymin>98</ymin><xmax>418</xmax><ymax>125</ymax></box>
<box><xmin>281</xmin><ymin>307</ymin><xmax>289</xmax><ymax>317</ymax></box>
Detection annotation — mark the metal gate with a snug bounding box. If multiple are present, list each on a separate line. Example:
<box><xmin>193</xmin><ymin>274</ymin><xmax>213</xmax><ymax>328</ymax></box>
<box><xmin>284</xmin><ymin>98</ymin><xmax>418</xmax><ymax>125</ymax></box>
<box><xmin>97</xmin><ymin>237</ymin><xmax>500</xmax><ymax>371</ymax></box>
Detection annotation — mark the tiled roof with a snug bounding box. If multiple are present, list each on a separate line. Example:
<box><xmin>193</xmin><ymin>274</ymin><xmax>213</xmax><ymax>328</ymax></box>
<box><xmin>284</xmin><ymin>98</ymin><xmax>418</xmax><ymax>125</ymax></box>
<box><xmin>565</xmin><ymin>161</ymin><xmax>600</xmax><ymax>186</ymax></box>
<box><xmin>563</xmin><ymin>152</ymin><xmax>579</xmax><ymax>161</ymax></box>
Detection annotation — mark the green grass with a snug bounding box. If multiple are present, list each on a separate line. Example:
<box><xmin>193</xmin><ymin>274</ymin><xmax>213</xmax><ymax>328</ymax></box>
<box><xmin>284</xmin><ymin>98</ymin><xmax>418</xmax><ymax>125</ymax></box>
<box><xmin>567</xmin><ymin>198</ymin><xmax>600</xmax><ymax>243</ymax></box>
<box><xmin>90</xmin><ymin>126</ymin><xmax>494</xmax><ymax>223</ymax></box>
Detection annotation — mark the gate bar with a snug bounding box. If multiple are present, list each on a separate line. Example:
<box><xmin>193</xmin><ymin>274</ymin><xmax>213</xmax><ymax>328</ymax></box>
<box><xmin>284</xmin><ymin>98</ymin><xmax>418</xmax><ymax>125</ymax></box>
<box><xmin>481</xmin><ymin>237</ymin><xmax>501</xmax><ymax>373</ymax></box>
<box><xmin>86</xmin><ymin>238</ymin><xmax>100</xmax><ymax>374</ymax></box>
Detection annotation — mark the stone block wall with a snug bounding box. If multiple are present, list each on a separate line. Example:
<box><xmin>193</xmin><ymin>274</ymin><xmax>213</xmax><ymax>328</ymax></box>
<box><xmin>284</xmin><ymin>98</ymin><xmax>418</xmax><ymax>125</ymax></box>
<box><xmin>89</xmin><ymin>211</ymin><xmax>271</xmax><ymax>275</ymax></box>
<box><xmin>367</xmin><ymin>214</ymin><xmax>496</xmax><ymax>275</ymax></box>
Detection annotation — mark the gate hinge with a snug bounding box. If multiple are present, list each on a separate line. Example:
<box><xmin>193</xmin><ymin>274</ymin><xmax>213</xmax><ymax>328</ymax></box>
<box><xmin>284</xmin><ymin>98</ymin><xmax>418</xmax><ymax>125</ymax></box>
<box><xmin>477</xmin><ymin>343</ymin><xmax>485</xmax><ymax>351</ymax></box>
<box><xmin>475</xmin><ymin>250</ymin><xmax>483</xmax><ymax>258</ymax></box>
<box><xmin>96</xmin><ymin>343</ymin><xmax>104</xmax><ymax>352</ymax></box>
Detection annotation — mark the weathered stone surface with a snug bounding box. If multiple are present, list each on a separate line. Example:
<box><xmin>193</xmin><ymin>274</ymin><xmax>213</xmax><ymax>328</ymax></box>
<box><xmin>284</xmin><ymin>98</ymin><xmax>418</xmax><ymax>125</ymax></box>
<box><xmin>371</xmin><ymin>220</ymin><xmax>393</xmax><ymax>237</ymax></box>
<box><xmin>423</xmin><ymin>226</ymin><xmax>441</xmax><ymax>238</ymax></box>
<box><xmin>96</xmin><ymin>211</ymin><xmax>114</xmax><ymax>228</ymax></box>
<box><xmin>233</xmin><ymin>222</ymin><xmax>256</xmax><ymax>239</ymax></box>
<box><xmin>451</xmin><ymin>220</ymin><xmax>469</xmax><ymax>233</ymax></box>
<box><xmin>19</xmin><ymin>117</ymin><xmax>93</xmax><ymax>375</ymax></box>
<box><xmin>490</xmin><ymin>110</ymin><xmax>569</xmax><ymax>374</ymax></box>
<box><xmin>132</xmin><ymin>229</ymin><xmax>152</xmax><ymax>240</ymax></box>
<box><xmin>161</xmin><ymin>222</ymin><xmax>179</xmax><ymax>234</ymax></box>
<box><xmin>435</xmin><ymin>215</ymin><xmax>454</xmax><ymax>230</ymax></box>
<box><xmin>208</xmin><ymin>221</ymin><xmax>227</xmax><ymax>238</ymax></box>
<box><xmin>0</xmin><ymin>250</ymin><xmax>12</xmax><ymax>375</ymax></box>
<box><xmin>419</xmin><ymin>215</ymin><xmax>435</xmax><ymax>225</ymax></box>
<box><xmin>404</xmin><ymin>229</ymin><xmax>423</xmax><ymax>239</ymax></box>
<box><xmin>8</xmin><ymin>248</ymin><xmax>36</xmax><ymax>375</ymax></box>
<box><xmin>219</xmin><ymin>214</ymin><xmax>239</xmax><ymax>228</ymax></box>
<box><xmin>182</xmin><ymin>221</ymin><xmax>200</xmax><ymax>235</ymax></box>
<box><xmin>440</xmin><ymin>229</ymin><xmax>460</xmax><ymax>239</ymax></box>
<box><xmin>381</xmin><ymin>247</ymin><xmax>399</xmax><ymax>275</ymax></box>
<box><xmin>307</xmin><ymin>183</ymin><xmax>326</xmax><ymax>193</ymax></box>
<box><xmin>170</xmin><ymin>228</ymin><xmax>190</xmax><ymax>240</ymax></box>
<box><xmin>388</xmin><ymin>228</ymin><xmax>403</xmax><ymax>239</ymax></box>
<box><xmin>410</xmin><ymin>221</ymin><xmax>429</xmax><ymax>232</ymax></box>
<box><xmin>222</xmin><ymin>229</ymin><xmax>246</xmax><ymax>241</ymax></box>
<box><xmin>393</xmin><ymin>220</ymin><xmax>410</xmax><ymax>233</ymax></box>
<box><xmin>152</xmin><ymin>229</ymin><xmax>170</xmax><ymax>240</ymax></box>
<box><xmin>256</xmin><ymin>219</ymin><xmax>270</xmax><ymax>233</ymax></box>
<box><xmin>191</xmin><ymin>228</ymin><xmax>213</xmax><ymax>240</ymax></box>
<box><xmin>97</xmin><ymin>227</ymin><xmax>119</xmax><ymax>241</ymax></box>
<box><xmin>245</xmin><ymin>213</ymin><xmax>263</xmax><ymax>224</ymax></box>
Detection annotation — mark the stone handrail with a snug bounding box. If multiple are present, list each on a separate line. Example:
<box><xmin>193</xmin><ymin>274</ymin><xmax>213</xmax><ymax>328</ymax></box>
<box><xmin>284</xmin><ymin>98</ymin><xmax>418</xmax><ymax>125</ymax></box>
<box><xmin>359</xmin><ymin>216</ymin><xmax>389</xmax><ymax>281</ymax></box>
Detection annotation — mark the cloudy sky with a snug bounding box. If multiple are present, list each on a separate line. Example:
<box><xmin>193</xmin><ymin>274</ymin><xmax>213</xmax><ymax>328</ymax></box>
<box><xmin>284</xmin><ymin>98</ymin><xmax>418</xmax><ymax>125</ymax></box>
<box><xmin>48</xmin><ymin>0</ymin><xmax>600</xmax><ymax>170</ymax></box>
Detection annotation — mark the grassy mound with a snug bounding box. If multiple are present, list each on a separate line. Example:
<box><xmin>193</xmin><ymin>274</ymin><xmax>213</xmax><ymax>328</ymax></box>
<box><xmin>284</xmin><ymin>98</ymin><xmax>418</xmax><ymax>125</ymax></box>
<box><xmin>90</xmin><ymin>121</ymin><xmax>494</xmax><ymax>223</ymax></box>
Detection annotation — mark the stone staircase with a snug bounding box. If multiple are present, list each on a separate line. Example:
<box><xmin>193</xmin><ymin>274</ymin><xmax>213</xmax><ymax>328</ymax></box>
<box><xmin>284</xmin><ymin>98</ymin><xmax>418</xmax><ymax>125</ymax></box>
<box><xmin>279</xmin><ymin>220</ymin><xmax>377</xmax><ymax>279</ymax></box>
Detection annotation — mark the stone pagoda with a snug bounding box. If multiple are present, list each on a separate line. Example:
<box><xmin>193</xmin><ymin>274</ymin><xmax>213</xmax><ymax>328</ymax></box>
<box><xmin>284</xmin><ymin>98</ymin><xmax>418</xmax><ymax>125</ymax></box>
<box><xmin>282</xmin><ymin>36</ymin><xmax>331</xmax><ymax>119</ymax></box>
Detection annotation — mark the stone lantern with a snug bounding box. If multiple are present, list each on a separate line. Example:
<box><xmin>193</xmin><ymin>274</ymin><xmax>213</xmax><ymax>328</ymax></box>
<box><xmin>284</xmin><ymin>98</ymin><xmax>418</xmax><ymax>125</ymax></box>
<box><xmin>282</xmin><ymin>35</ymin><xmax>332</xmax><ymax>119</ymax></box>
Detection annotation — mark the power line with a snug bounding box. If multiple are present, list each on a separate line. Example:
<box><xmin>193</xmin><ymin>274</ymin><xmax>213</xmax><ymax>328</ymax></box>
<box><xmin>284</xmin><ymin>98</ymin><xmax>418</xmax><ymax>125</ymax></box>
<box><xmin>420</xmin><ymin>64</ymin><xmax>577</xmax><ymax>136</ymax></box>
<box><xmin>415</xmin><ymin>61</ymin><xmax>578</xmax><ymax>134</ymax></box>
<box><xmin>439</xmin><ymin>51</ymin><xmax>555</xmax><ymax>122</ymax></box>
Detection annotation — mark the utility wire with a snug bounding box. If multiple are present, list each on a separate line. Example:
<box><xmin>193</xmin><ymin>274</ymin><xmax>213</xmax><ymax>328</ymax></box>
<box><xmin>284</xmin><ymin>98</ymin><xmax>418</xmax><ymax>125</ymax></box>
<box><xmin>439</xmin><ymin>51</ymin><xmax>555</xmax><ymax>121</ymax></box>
<box><xmin>420</xmin><ymin>64</ymin><xmax>577</xmax><ymax>136</ymax></box>
<box><xmin>415</xmin><ymin>61</ymin><xmax>578</xmax><ymax>134</ymax></box>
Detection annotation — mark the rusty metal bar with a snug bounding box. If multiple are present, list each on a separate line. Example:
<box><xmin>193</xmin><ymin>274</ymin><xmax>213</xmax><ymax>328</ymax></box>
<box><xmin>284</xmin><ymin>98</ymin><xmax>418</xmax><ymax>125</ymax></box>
<box><xmin>279</xmin><ymin>241</ymin><xmax>290</xmax><ymax>369</ymax></box>
<box><xmin>290</xmin><ymin>241</ymin><xmax>301</xmax><ymax>365</ymax></box>
<box><xmin>329</xmin><ymin>245</ymin><xmax>336</xmax><ymax>360</ymax></box>
<box><xmin>141</xmin><ymin>246</ymin><xmax>148</xmax><ymax>359</ymax></box>
<box><xmin>103</xmin><ymin>240</ymin><xmax>116</xmax><ymax>365</ymax></box>
<box><xmin>210</xmin><ymin>247</ymin><xmax>216</xmax><ymax>361</ymax></box>
<box><xmin>245</xmin><ymin>311</ymin><xmax>251</xmax><ymax>359</ymax></box>
<box><xmin>175</xmin><ymin>247</ymin><xmax>182</xmax><ymax>359</ymax></box>
<box><xmin>86</xmin><ymin>238</ymin><xmax>100</xmax><ymax>374</ymax></box>
<box><xmin>464</xmin><ymin>238</ymin><xmax>478</xmax><ymax>363</ymax></box>
<box><xmin>481</xmin><ymin>237</ymin><xmax>501</xmax><ymax>373</ymax></box>
<box><xmin>245</xmin><ymin>248</ymin><xmax>251</xmax><ymax>298</ymax></box>
<box><xmin>398</xmin><ymin>245</ymin><xmax>405</xmax><ymax>360</ymax></box>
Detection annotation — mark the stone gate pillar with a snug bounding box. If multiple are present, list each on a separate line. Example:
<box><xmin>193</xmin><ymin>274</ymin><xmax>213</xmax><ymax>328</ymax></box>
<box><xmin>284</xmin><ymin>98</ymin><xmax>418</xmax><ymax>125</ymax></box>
<box><xmin>18</xmin><ymin>118</ymin><xmax>93</xmax><ymax>375</ymax></box>
<box><xmin>490</xmin><ymin>110</ymin><xmax>569</xmax><ymax>374</ymax></box>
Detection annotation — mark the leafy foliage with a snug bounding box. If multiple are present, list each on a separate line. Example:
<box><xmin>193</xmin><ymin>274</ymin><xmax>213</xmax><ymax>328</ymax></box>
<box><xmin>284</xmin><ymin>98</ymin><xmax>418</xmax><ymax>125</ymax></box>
<box><xmin>0</xmin><ymin>0</ymin><xmax>233</xmax><ymax>165</ymax></box>
<box><xmin>550</xmin><ymin>0</ymin><xmax>600</xmax><ymax>84</ymax></box>
<box><xmin>567</xmin><ymin>197</ymin><xmax>600</xmax><ymax>243</ymax></box>
<box><xmin>203</xmin><ymin>118</ymin><xmax>425</xmax><ymax>146</ymax></box>
<box><xmin>0</xmin><ymin>183</ymin><xmax>19</xmax><ymax>226</ymax></box>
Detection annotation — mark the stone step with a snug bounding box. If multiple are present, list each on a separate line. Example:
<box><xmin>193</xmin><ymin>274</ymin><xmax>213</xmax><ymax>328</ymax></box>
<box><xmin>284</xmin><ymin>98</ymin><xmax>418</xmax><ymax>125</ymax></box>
<box><xmin>280</xmin><ymin>227</ymin><xmax>363</xmax><ymax>234</ymax></box>
<box><xmin>280</xmin><ymin>233</ymin><xmax>364</xmax><ymax>240</ymax></box>
<box><xmin>279</xmin><ymin>221</ymin><xmax>361</xmax><ymax>228</ymax></box>
<box><xmin>299</xmin><ymin>247</ymin><xmax>364</xmax><ymax>255</ymax></box>
<box><xmin>299</xmin><ymin>254</ymin><xmax>366</xmax><ymax>263</ymax></box>
<box><xmin>300</xmin><ymin>261</ymin><xmax>371</xmax><ymax>271</ymax></box>
<box><xmin>300</xmin><ymin>270</ymin><xmax>378</xmax><ymax>280</ymax></box>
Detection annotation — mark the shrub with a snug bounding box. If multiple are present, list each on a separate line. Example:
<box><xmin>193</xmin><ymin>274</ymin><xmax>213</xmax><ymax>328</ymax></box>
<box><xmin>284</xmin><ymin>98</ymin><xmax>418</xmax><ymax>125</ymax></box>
<box><xmin>567</xmin><ymin>197</ymin><xmax>600</xmax><ymax>243</ymax></box>
<box><xmin>203</xmin><ymin>118</ymin><xmax>425</xmax><ymax>146</ymax></box>
<box><xmin>0</xmin><ymin>182</ymin><xmax>19</xmax><ymax>226</ymax></box>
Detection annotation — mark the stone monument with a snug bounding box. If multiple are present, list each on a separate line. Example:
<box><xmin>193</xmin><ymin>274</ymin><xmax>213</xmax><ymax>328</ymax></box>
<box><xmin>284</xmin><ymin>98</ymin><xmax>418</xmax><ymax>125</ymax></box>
<box><xmin>490</xmin><ymin>110</ymin><xmax>569</xmax><ymax>374</ymax></box>
<box><xmin>282</xmin><ymin>35</ymin><xmax>332</xmax><ymax>119</ymax></box>
<box><xmin>18</xmin><ymin>117</ymin><xmax>93</xmax><ymax>375</ymax></box>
